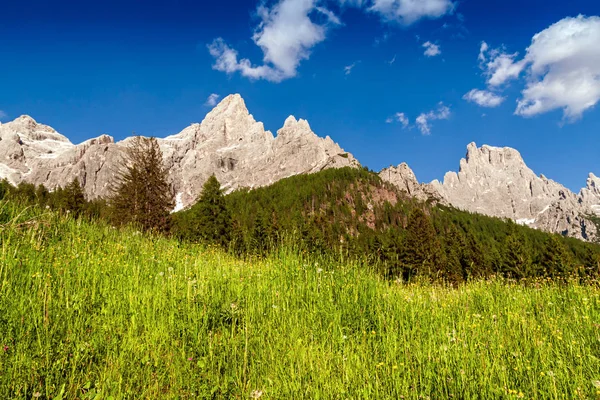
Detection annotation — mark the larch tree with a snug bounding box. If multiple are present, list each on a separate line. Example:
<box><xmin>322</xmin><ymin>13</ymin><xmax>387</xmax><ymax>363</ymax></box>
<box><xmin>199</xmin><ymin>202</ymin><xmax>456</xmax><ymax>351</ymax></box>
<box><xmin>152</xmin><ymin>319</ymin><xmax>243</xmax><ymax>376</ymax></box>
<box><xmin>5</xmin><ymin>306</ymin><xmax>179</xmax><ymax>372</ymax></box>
<box><xmin>110</xmin><ymin>136</ymin><xmax>174</xmax><ymax>232</ymax></box>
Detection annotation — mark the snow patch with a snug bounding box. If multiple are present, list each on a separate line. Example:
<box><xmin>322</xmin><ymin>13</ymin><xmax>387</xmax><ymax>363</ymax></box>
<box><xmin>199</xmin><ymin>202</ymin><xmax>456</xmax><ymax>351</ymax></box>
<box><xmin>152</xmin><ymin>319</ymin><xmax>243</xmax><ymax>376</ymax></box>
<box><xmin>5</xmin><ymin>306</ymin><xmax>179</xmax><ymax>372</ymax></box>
<box><xmin>538</xmin><ymin>205</ymin><xmax>550</xmax><ymax>215</ymax></box>
<box><xmin>516</xmin><ymin>218</ymin><xmax>535</xmax><ymax>226</ymax></box>
<box><xmin>172</xmin><ymin>192</ymin><xmax>185</xmax><ymax>213</ymax></box>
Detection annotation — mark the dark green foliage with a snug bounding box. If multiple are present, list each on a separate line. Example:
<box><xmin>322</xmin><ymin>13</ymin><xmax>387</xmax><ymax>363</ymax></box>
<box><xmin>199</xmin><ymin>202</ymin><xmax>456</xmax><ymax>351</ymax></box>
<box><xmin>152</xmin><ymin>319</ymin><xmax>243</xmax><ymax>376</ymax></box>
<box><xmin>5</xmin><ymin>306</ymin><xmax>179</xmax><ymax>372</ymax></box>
<box><xmin>63</xmin><ymin>179</ymin><xmax>86</xmax><ymax>216</ymax></box>
<box><xmin>169</xmin><ymin>167</ymin><xmax>600</xmax><ymax>283</ymax></box>
<box><xmin>173</xmin><ymin>175</ymin><xmax>231</xmax><ymax>246</ymax></box>
<box><xmin>4</xmin><ymin>164</ymin><xmax>600</xmax><ymax>284</ymax></box>
<box><xmin>110</xmin><ymin>136</ymin><xmax>174</xmax><ymax>232</ymax></box>
<box><xmin>400</xmin><ymin>208</ymin><xmax>443</xmax><ymax>280</ymax></box>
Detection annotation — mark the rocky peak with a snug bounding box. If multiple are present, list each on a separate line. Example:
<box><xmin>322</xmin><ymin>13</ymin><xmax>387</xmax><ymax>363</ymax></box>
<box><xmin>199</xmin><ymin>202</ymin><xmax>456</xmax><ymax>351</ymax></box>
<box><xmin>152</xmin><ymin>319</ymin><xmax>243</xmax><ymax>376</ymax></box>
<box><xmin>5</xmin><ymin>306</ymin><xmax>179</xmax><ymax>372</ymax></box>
<box><xmin>464</xmin><ymin>142</ymin><xmax>527</xmax><ymax>171</ymax></box>
<box><xmin>199</xmin><ymin>94</ymin><xmax>271</xmax><ymax>145</ymax></box>
<box><xmin>587</xmin><ymin>173</ymin><xmax>600</xmax><ymax>195</ymax></box>
<box><xmin>277</xmin><ymin>116</ymin><xmax>315</xmax><ymax>140</ymax></box>
<box><xmin>379</xmin><ymin>163</ymin><xmax>442</xmax><ymax>203</ymax></box>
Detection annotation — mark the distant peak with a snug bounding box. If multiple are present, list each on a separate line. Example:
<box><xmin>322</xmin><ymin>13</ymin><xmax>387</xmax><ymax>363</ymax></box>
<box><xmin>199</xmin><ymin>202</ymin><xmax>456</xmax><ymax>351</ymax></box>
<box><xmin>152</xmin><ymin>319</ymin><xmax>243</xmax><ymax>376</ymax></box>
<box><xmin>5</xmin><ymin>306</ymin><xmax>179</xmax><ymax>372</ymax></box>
<box><xmin>15</xmin><ymin>115</ymin><xmax>38</xmax><ymax>125</ymax></box>
<box><xmin>284</xmin><ymin>115</ymin><xmax>298</xmax><ymax>126</ymax></box>
<box><xmin>214</xmin><ymin>94</ymin><xmax>247</xmax><ymax>110</ymax></box>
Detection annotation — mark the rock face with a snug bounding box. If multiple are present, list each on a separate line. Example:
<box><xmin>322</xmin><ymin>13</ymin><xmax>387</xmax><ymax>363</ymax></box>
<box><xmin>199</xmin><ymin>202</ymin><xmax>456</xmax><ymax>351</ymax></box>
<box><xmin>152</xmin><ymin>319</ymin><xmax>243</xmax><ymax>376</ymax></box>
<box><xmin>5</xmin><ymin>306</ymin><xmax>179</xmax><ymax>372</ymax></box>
<box><xmin>379</xmin><ymin>163</ymin><xmax>442</xmax><ymax>203</ymax></box>
<box><xmin>2</xmin><ymin>98</ymin><xmax>598</xmax><ymax>243</ymax></box>
<box><xmin>0</xmin><ymin>94</ymin><xmax>359</xmax><ymax>208</ymax></box>
<box><xmin>429</xmin><ymin>143</ymin><xmax>600</xmax><ymax>241</ymax></box>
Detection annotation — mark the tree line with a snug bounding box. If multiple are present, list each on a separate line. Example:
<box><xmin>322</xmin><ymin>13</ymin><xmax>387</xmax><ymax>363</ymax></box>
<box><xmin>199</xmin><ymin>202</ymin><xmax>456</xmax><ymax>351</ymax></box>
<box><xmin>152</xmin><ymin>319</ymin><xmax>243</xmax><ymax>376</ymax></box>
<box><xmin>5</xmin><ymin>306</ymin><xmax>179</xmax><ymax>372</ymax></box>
<box><xmin>2</xmin><ymin>137</ymin><xmax>599</xmax><ymax>284</ymax></box>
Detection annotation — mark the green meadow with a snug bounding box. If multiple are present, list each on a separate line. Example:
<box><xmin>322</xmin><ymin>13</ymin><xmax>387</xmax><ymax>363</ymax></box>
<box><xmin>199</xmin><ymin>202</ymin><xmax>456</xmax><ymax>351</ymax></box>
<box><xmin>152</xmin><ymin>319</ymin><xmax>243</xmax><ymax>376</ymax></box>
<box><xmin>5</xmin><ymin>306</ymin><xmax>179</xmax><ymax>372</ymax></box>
<box><xmin>1</xmin><ymin>201</ymin><xmax>599</xmax><ymax>399</ymax></box>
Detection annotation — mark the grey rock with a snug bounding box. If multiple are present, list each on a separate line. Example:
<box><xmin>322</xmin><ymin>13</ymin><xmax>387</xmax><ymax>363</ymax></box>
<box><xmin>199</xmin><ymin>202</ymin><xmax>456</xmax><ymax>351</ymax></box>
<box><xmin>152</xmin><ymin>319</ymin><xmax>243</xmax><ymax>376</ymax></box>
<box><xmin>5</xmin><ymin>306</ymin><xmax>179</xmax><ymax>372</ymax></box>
<box><xmin>379</xmin><ymin>163</ymin><xmax>442</xmax><ymax>203</ymax></box>
<box><xmin>0</xmin><ymin>94</ymin><xmax>359</xmax><ymax>209</ymax></box>
<box><xmin>428</xmin><ymin>142</ymin><xmax>600</xmax><ymax>241</ymax></box>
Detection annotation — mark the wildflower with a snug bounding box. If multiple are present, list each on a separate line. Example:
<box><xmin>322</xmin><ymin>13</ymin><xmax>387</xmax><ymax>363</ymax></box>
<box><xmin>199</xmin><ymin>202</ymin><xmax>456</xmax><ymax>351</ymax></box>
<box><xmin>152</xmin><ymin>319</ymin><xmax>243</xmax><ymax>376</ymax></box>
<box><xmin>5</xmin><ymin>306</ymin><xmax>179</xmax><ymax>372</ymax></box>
<box><xmin>251</xmin><ymin>390</ymin><xmax>264</xmax><ymax>399</ymax></box>
<box><xmin>593</xmin><ymin>380</ymin><xmax>600</xmax><ymax>388</ymax></box>
<box><xmin>188</xmin><ymin>357</ymin><xmax>193</xmax><ymax>361</ymax></box>
<box><xmin>317</xmin><ymin>268</ymin><xmax>323</xmax><ymax>274</ymax></box>
<box><xmin>2</xmin><ymin>345</ymin><xmax>8</xmax><ymax>352</ymax></box>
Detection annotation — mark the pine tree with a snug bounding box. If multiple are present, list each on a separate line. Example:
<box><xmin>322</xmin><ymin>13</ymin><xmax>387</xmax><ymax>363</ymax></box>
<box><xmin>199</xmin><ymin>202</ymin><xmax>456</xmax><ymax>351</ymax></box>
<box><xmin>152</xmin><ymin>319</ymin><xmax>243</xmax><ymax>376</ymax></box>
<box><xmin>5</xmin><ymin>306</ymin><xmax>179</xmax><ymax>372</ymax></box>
<box><xmin>63</xmin><ymin>179</ymin><xmax>86</xmax><ymax>216</ymax></box>
<box><xmin>501</xmin><ymin>230</ymin><xmax>533</xmax><ymax>279</ymax></box>
<box><xmin>188</xmin><ymin>175</ymin><xmax>231</xmax><ymax>246</ymax></box>
<box><xmin>110</xmin><ymin>136</ymin><xmax>174</xmax><ymax>232</ymax></box>
<box><xmin>401</xmin><ymin>208</ymin><xmax>443</xmax><ymax>280</ymax></box>
<box><xmin>539</xmin><ymin>235</ymin><xmax>574</xmax><ymax>279</ymax></box>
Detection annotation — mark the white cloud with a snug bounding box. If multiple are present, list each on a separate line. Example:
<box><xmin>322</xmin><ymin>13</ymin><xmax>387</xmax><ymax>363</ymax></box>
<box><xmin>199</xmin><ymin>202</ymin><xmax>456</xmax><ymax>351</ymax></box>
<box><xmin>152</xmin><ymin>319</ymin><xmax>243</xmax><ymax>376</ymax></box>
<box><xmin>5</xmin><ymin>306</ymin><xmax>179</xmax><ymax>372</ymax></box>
<box><xmin>344</xmin><ymin>62</ymin><xmax>359</xmax><ymax>75</ymax></box>
<box><xmin>515</xmin><ymin>15</ymin><xmax>600</xmax><ymax>119</ymax></box>
<box><xmin>0</xmin><ymin>110</ymin><xmax>7</xmax><ymax>120</ymax></box>
<box><xmin>463</xmin><ymin>89</ymin><xmax>505</xmax><ymax>108</ymax></box>
<box><xmin>205</xmin><ymin>94</ymin><xmax>221</xmax><ymax>107</ymax></box>
<box><xmin>209</xmin><ymin>0</ymin><xmax>338</xmax><ymax>82</ymax></box>
<box><xmin>478</xmin><ymin>41</ymin><xmax>488</xmax><ymax>63</ymax></box>
<box><xmin>415</xmin><ymin>103</ymin><xmax>450</xmax><ymax>135</ymax></box>
<box><xmin>475</xmin><ymin>16</ymin><xmax>600</xmax><ymax>120</ymax></box>
<box><xmin>422</xmin><ymin>41</ymin><xmax>441</xmax><ymax>57</ymax></box>
<box><xmin>316</xmin><ymin>6</ymin><xmax>343</xmax><ymax>25</ymax></box>
<box><xmin>369</xmin><ymin>0</ymin><xmax>455</xmax><ymax>25</ymax></box>
<box><xmin>386</xmin><ymin>112</ymin><xmax>409</xmax><ymax>127</ymax></box>
<box><xmin>388</xmin><ymin>54</ymin><xmax>397</xmax><ymax>65</ymax></box>
<box><xmin>209</xmin><ymin>0</ymin><xmax>457</xmax><ymax>83</ymax></box>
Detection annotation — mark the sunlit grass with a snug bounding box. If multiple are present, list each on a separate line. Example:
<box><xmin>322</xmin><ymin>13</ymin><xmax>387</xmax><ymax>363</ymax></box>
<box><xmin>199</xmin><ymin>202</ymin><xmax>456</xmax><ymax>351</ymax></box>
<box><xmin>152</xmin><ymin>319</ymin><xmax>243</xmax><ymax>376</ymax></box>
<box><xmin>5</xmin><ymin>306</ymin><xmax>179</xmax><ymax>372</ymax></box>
<box><xmin>1</xmin><ymin>201</ymin><xmax>599</xmax><ymax>399</ymax></box>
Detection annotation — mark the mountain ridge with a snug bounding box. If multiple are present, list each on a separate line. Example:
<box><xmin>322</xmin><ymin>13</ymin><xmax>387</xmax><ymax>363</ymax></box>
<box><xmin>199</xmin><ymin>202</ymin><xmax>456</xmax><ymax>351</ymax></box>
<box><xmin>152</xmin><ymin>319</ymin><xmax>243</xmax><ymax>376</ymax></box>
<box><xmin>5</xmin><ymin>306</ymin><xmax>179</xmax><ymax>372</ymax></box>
<box><xmin>1</xmin><ymin>93</ymin><xmax>598</xmax><ymax>241</ymax></box>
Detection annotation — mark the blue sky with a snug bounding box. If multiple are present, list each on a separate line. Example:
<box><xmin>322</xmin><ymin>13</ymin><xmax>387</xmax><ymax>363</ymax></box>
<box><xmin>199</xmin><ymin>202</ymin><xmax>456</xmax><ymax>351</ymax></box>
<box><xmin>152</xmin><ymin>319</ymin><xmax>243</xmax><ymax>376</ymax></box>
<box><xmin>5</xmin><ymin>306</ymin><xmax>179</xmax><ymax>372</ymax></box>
<box><xmin>0</xmin><ymin>0</ymin><xmax>599</xmax><ymax>191</ymax></box>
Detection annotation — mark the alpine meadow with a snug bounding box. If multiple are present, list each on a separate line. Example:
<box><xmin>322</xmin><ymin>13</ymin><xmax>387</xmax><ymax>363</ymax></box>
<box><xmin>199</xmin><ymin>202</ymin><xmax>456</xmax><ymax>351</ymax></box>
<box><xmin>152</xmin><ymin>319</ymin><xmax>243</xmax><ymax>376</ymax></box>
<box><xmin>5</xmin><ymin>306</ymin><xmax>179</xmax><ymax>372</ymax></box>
<box><xmin>2</xmin><ymin>0</ymin><xmax>600</xmax><ymax>398</ymax></box>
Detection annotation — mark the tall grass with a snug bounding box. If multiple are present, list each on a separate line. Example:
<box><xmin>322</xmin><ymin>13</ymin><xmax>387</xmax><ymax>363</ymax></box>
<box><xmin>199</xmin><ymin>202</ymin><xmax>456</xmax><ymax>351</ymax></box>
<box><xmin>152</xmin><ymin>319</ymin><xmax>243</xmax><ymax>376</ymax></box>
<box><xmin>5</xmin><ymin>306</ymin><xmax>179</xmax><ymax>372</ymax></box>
<box><xmin>1</xmin><ymin>200</ymin><xmax>599</xmax><ymax>399</ymax></box>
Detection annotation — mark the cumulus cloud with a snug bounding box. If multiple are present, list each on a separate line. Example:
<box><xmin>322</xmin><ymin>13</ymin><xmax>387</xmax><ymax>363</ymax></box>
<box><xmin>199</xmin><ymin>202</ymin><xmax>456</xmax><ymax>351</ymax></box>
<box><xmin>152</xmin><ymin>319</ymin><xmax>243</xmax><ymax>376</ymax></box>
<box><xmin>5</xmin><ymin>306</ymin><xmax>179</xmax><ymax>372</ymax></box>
<box><xmin>369</xmin><ymin>0</ymin><xmax>455</xmax><ymax>25</ymax></box>
<box><xmin>209</xmin><ymin>0</ymin><xmax>337</xmax><ymax>82</ymax></box>
<box><xmin>415</xmin><ymin>103</ymin><xmax>450</xmax><ymax>135</ymax></box>
<box><xmin>205</xmin><ymin>94</ymin><xmax>221</xmax><ymax>107</ymax></box>
<box><xmin>515</xmin><ymin>15</ymin><xmax>600</xmax><ymax>119</ymax></box>
<box><xmin>474</xmin><ymin>16</ymin><xmax>600</xmax><ymax>120</ymax></box>
<box><xmin>422</xmin><ymin>41</ymin><xmax>441</xmax><ymax>57</ymax></box>
<box><xmin>481</xmin><ymin>50</ymin><xmax>526</xmax><ymax>87</ymax></box>
<box><xmin>209</xmin><ymin>0</ymin><xmax>457</xmax><ymax>82</ymax></box>
<box><xmin>386</xmin><ymin>112</ymin><xmax>409</xmax><ymax>127</ymax></box>
<box><xmin>463</xmin><ymin>89</ymin><xmax>505</xmax><ymax>108</ymax></box>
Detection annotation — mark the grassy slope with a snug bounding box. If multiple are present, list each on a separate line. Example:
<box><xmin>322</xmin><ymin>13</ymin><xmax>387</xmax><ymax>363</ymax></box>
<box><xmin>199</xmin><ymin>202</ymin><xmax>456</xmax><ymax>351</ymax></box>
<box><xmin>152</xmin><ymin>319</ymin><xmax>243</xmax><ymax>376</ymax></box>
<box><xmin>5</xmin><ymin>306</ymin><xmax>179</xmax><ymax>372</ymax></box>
<box><xmin>1</xmin><ymin>201</ymin><xmax>600</xmax><ymax>399</ymax></box>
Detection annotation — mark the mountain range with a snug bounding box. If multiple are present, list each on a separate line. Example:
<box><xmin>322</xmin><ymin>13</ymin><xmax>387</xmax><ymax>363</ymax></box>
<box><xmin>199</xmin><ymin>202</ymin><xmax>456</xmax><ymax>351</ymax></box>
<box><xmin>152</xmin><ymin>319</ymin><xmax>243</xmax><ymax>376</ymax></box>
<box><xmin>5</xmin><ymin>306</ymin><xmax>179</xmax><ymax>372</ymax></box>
<box><xmin>1</xmin><ymin>94</ymin><xmax>598</xmax><ymax>241</ymax></box>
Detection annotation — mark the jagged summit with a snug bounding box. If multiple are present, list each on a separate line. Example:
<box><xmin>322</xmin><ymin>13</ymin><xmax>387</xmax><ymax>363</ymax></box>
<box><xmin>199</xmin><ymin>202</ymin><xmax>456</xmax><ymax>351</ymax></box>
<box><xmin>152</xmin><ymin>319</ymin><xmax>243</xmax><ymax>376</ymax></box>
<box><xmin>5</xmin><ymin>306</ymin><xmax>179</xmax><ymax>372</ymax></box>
<box><xmin>0</xmin><ymin>94</ymin><xmax>358</xmax><ymax>208</ymax></box>
<box><xmin>2</xmin><ymin>99</ymin><xmax>599</xmax><ymax>242</ymax></box>
<box><xmin>427</xmin><ymin>142</ymin><xmax>600</xmax><ymax>241</ymax></box>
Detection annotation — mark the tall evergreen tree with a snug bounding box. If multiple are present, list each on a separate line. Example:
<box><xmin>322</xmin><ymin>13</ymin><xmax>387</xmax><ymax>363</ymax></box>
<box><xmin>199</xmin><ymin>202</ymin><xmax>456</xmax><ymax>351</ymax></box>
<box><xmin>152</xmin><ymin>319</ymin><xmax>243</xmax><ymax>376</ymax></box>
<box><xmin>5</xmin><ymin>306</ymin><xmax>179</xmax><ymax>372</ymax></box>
<box><xmin>401</xmin><ymin>208</ymin><xmax>443</xmax><ymax>280</ymax></box>
<box><xmin>501</xmin><ymin>230</ymin><xmax>533</xmax><ymax>279</ymax></box>
<box><xmin>63</xmin><ymin>178</ymin><xmax>86</xmax><ymax>216</ymax></box>
<box><xmin>188</xmin><ymin>175</ymin><xmax>231</xmax><ymax>247</ymax></box>
<box><xmin>110</xmin><ymin>136</ymin><xmax>174</xmax><ymax>232</ymax></box>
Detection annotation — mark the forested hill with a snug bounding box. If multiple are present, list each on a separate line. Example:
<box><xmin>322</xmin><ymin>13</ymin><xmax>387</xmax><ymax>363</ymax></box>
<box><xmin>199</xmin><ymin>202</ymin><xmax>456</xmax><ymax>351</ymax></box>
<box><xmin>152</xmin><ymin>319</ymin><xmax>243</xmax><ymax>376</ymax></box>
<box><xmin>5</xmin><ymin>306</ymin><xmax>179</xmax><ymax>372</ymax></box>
<box><xmin>173</xmin><ymin>167</ymin><xmax>600</xmax><ymax>284</ymax></box>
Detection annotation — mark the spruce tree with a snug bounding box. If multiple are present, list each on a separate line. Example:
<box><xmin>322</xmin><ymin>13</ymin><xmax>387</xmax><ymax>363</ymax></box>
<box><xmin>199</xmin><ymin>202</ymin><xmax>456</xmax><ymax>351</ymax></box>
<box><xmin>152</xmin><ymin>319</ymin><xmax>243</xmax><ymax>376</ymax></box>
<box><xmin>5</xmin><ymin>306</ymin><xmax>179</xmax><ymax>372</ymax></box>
<box><xmin>401</xmin><ymin>208</ymin><xmax>443</xmax><ymax>280</ymax></box>
<box><xmin>63</xmin><ymin>179</ymin><xmax>86</xmax><ymax>216</ymax></box>
<box><xmin>189</xmin><ymin>175</ymin><xmax>231</xmax><ymax>247</ymax></box>
<box><xmin>539</xmin><ymin>235</ymin><xmax>574</xmax><ymax>278</ymax></box>
<box><xmin>111</xmin><ymin>136</ymin><xmax>174</xmax><ymax>232</ymax></box>
<box><xmin>501</xmin><ymin>230</ymin><xmax>533</xmax><ymax>279</ymax></box>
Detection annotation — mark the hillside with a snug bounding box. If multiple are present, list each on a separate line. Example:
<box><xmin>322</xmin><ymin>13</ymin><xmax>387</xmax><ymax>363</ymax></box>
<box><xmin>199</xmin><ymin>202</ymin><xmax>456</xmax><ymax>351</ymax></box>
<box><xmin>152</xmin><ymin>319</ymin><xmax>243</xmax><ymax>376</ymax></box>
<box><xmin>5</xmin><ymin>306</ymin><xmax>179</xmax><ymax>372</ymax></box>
<box><xmin>174</xmin><ymin>167</ymin><xmax>600</xmax><ymax>283</ymax></box>
<box><xmin>1</xmin><ymin>201</ymin><xmax>600</xmax><ymax>398</ymax></box>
